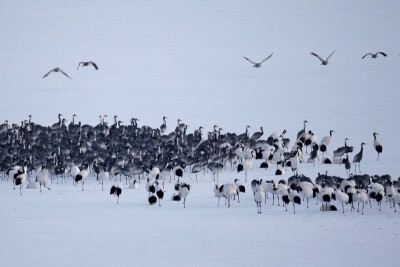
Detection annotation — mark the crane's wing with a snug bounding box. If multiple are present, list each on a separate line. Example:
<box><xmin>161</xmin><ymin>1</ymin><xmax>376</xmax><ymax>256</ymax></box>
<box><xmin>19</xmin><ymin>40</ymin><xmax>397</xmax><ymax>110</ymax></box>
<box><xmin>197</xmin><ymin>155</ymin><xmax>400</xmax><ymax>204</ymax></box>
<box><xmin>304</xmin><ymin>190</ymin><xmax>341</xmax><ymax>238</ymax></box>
<box><xmin>326</xmin><ymin>50</ymin><xmax>336</xmax><ymax>61</ymax></box>
<box><xmin>90</xmin><ymin>61</ymin><xmax>98</xmax><ymax>70</ymax></box>
<box><xmin>259</xmin><ymin>53</ymin><xmax>273</xmax><ymax>64</ymax></box>
<box><xmin>77</xmin><ymin>62</ymin><xmax>84</xmax><ymax>70</ymax></box>
<box><xmin>42</xmin><ymin>69</ymin><xmax>55</xmax><ymax>79</ymax></box>
<box><xmin>310</xmin><ymin>52</ymin><xmax>324</xmax><ymax>63</ymax></box>
<box><xmin>58</xmin><ymin>69</ymin><xmax>72</xmax><ymax>79</ymax></box>
<box><xmin>243</xmin><ymin>56</ymin><xmax>256</xmax><ymax>65</ymax></box>
<box><xmin>378</xmin><ymin>52</ymin><xmax>387</xmax><ymax>57</ymax></box>
<box><xmin>362</xmin><ymin>53</ymin><xmax>373</xmax><ymax>59</ymax></box>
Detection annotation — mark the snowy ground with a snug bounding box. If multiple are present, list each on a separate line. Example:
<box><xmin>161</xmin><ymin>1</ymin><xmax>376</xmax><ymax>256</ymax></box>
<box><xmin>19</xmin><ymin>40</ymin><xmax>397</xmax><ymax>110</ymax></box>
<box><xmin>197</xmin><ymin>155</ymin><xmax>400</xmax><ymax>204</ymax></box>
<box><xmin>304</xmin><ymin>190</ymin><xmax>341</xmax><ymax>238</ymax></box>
<box><xmin>1</xmin><ymin>0</ymin><xmax>400</xmax><ymax>266</ymax></box>
<box><xmin>0</xmin><ymin>165</ymin><xmax>399</xmax><ymax>267</ymax></box>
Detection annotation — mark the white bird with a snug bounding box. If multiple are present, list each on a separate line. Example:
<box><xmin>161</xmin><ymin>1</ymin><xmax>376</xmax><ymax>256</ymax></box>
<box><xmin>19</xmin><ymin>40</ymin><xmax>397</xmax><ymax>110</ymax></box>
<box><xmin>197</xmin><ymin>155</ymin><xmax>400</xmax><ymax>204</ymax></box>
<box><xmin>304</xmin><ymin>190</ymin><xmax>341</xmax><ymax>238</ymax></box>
<box><xmin>243</xmin><ymin>53</ymin><xmax>273</xmax><ymax>68</ymax></box>
<box><xmin>288</xmin><ymin>188</ymin><xmax>301</xmax><ymax>214</ymax></box>
<box><xmin>264</xmin><ymin>180</ymin><xmax>277</xmax><ymax>204</ymax></box>
<box><xmin>156</xmin><ymin>168</ymin><xmax>172</xmax><ymax>189</ymax></box>
<box><xmin>237</xmin><ymin>158</ymin><xmax>254</xmax><ymax>182</ymax></box>
<box><xmin>42</xmin><ymin>67</ymin><xmax>72</xmax><ymax>79</ymax></box>
<box><xmin>149</xmin><ymin>166</ymin><xmax>160</xmax><ymax>180</ymax></box>
<box><xmin>373</xmin><ymin>132</ymin><xmax>383</xmax><ymax>161</ymax></box>
<box><xmin>234</xmin><ymin>179</ymin><xmax>245</xmax><ymax>203</ymax></box>
<box><xmin>13</xmin><ymin>164</ymin><xmax>28</xmax><ymax>196</ymax></box>
<box><xmin>356</xmin><ymin>190</ymin><xmax>369</xmax><ymax>215</ymax></box>
<box><xmin>319</xmin><ymin>185</ymin><xmax>335</xmax><ymax>212</ymax></box>
<box><xmin>37</xmin><ymin>169</ymin><xmax>51</xmax><ymax>193</ymax></box>
<box><xmin>214</xmin><ymin>183</ymin><xmax>224</xmax><ymax>206</ymax></box>
<box><xmin>254</xmin><ymin>186</ymin><xmax>264</xmax><ymax>214</ymax></box>
<box><xmin>299</xmin><ymin>181</ymin><xmax>313</xmax><ymax>208</ymax></box>
<box><xmin>110</xmin><ymin>182</ymin><xmax>122</xmax><ymax>204</ymax></box>
<box><xmin>97</xmin><ymin>168</ymin><xmax>109</xmax><ymax>191</ymax></box>
<box><xmin>70</xmin><ymin>165</ymin><xmax>80</xmax><ymax>186</ymax></box>
<box><xmin>319</xmin><ymin>130</ymin><xmax>334</xmax><ymax>155</ymax></box>
<box><xmin>174</xmin><ymin>182</ymin><xmax>191</xmax><ymax>208</ymax></box>
<box><xmin>75</xmin><ymin>168</ymin><xmax>89</xmax><ymax>191</ymax></box>
<box><xmin>335</xmin><ymin>188</ymin><xmax>349</xmax><ymax>213</ymax></box>
<box><xmin>276</xmin><ymin>181</ymin><xmax>288</xmax><ymax>206</ymax></box>
<box><xmin>310</xmin><ymin>50</ymin><xmax>336</xmax><ymax>65</ymax></box>
<box><xmin>145</xmin><ymin>178</ymin><xmax>155</xmax><ymax>195</ymax></box>
<box><xmin>222</xmin><ymin>183</ymin><xmax>238</xmax><ymax>208</ymax></box>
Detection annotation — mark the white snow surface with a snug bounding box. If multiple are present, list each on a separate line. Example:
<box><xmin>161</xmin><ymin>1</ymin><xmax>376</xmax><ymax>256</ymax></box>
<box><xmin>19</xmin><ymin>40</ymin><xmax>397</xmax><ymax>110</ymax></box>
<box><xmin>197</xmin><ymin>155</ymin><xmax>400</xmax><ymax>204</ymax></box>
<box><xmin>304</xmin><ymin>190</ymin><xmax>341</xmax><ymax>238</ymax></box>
<box><xmin>1</xmin><ymin>1</ymin><xmax>400</xmax><ymax>266</ymax></box>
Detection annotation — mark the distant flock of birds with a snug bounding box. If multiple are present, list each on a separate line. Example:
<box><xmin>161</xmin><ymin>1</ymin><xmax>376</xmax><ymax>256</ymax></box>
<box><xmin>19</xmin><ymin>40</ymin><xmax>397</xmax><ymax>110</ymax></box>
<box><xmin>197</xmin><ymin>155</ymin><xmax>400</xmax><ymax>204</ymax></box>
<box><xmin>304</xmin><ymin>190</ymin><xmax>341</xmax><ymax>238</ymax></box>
<box><xmin>243</xmin><ymin>50</ymin><xmax>387</xmax><ymax>67</ymax></box>
<box><xmin>1</xmin><ymin>114</ymin><xmax>398</xmax><ymax>214</ymax></box>
<box><xmin>42</xmin><ymin>61</ymin><xmax>98</xmax><ymax>79</ymax></box>
<box><xmin>41</xmin><ymin>51</ymin><xmax>388</xmax><ymax>79</ymax></box>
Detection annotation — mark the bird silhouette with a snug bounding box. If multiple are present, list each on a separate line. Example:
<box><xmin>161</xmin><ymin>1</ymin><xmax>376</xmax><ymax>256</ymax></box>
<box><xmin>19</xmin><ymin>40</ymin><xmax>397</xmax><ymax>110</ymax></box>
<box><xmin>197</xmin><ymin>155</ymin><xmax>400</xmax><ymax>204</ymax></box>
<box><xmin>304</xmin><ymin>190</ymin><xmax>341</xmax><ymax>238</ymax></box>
<box><xmin>243</xmin><ymin>53</ymin><xmax>273</xmax><ymax>68</ymax></box>
<box><xmin>362</xmin><ymin>52</ymin><xmax>387</xmax><ymax>59</ymax></box>
<box><xmin>77</xmin><ymin>61</ymin><xmax>98</xmax><ymax>70</ymax></box>
<box><xmin>42</xmin><ymin>68</ymin><xmax>72</xmax><ymax>79</ymax></box>
<box><xmin>310</xmin><ymin>50</ymin><xmax>336</xmax><ymax>65</ymax></box>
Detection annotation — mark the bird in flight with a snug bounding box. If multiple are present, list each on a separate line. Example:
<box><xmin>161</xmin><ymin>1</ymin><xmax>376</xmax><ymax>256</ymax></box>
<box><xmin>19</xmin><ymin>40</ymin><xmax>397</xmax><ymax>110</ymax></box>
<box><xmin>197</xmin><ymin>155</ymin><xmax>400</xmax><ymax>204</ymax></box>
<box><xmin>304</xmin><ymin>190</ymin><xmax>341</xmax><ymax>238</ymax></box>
<box><xmin>42</xmin><ymin>68</ymin><xmax>72</xmax><ymax>79</ymax></box>
<box><xmin>362</xmin><ymin>52</ymin><xmax>387</xmax><ymax>59</ymax></box>
<box><xmin>243</xmin><ymin>53</ymin><xmax>273</xmax><ymax>68</ymax></box>
<box><xmin>310</xmin><ymin>50</ymin><xmax>336</xmax><ymax>65</ymax></box>
<box><xmin>77</xmin><ymin>61</ymin><xmax>98</xmax><ymax>70</ymax></box>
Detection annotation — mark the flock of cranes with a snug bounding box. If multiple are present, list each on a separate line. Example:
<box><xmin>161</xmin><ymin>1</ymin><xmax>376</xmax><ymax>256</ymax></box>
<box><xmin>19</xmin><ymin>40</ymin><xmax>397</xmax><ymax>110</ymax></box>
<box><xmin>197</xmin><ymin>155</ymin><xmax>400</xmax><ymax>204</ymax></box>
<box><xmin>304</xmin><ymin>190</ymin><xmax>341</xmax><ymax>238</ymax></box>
<box><xmin>243</xmin><ymin>50</ymin><xmax>387</xmax><ymax>67</ymax></box>
<box><xmin>0</xmin><ymin>114</ymin><xmax>397</xmax><ymax>214</ymax></box>
<box><xmin>41</xmin><ymin>50</ymin><xmax>388</xmax><ymax>79</ymax></box>
<box><xmin>42</xmin><ymin>61</ymin><xmax>98</xmax><ymax>79</ymax></box>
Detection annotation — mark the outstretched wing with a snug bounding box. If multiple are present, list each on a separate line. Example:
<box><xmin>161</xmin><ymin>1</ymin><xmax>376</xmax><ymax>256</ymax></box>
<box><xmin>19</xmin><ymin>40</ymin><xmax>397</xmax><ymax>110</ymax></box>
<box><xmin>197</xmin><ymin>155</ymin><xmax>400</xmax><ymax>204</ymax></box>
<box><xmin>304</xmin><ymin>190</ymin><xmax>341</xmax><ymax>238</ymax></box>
<box><xmin>42</xmin><ymin>68</ymin><xmax>55</xmax><ymax>79</ymax></box>
<box><xmin>89</xmin><ymin>61</ymin><xmax>98</xmax><ymax>70</ymax></box>
<box><xmin>77</xmin><ymin>62</ymin><xmax>84</xmax><ymax>70</ymax></box>
<box><xmin>58</xmin><ymin>69</ymin><xmax>72</xmax><ymax>79</ymax></box>
<box><xmin>310</xmin><ymin>52</ymin><xmax>324</xmax><ymax>63</ymax></box>
<box><xmin>326</xmin><ymin>50</ymin><xmax>336</xmax><ymax>61</ymax></box>
<box><xmin>377</xmin><ymin>52</ymin><xmax>387</xmax><ymax>57</ymax></box>
<box><xmin>243</xmin><ymin>56</ymin><xmax>256</xmax><ymax>65</ymax></box>
<box><xmin>259</xmin><ymin>53</ymin><xmax>273</xmax><ymax>64</ymax></box>
<box><xmin>362</xmin><ymin>53</ymin><xmax>373</xmax><ymax>59</ymax></box>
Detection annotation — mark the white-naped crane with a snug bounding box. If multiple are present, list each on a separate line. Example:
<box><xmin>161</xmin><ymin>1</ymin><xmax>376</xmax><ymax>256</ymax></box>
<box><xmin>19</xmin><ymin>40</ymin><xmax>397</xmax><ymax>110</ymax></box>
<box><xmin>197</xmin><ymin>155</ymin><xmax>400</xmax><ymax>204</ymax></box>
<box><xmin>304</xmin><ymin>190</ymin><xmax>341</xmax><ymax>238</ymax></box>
<box><xmin>352</xmin><ymin>142</ymin><xmax>366</xmax><ymax>173</ymax></box>
<box><xmin>362</xmin><ymin>52</ymin><xmax>387</xmax><ymax>59</ymax></box>
<box><xmin>42</xmin><ymin>67</ymin><xmax>72</xmax><ymax>79</ymax></box>
<box><xmin>77</xmin><ymin>61</ymin><xmax>98</xmax><ymax>70</ymax></box>
<box><xmin>296</xmin><ymin>120</ymin><xmax>308</xmax><ymax>143</ymax></box>
<box><xmin>310</xmin><ymin>50</ymin><xmax>335</xmax><ymax>65</ymax></box>
<box><xmin>160</xmin><ymin>116</ymin><xmax>167</xmax><ymax>134</ymax></box>
<box><xmin>243</xmin><ymin>53</ymin><xmax>273</xmax><ymax>68</ymax></box>
<box><xmin>373</xmin><ymin>132</ymin><xmax>383</xmax><ymax>161</ymax></box>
